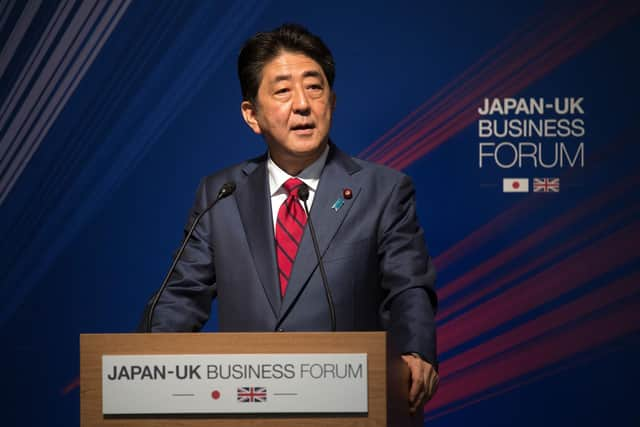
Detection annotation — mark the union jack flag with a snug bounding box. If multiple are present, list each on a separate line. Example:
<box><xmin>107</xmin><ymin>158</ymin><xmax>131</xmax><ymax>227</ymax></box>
<box><xmin>237</xmin><ymin>386</ymin><xmax>267</xmax><ymax>403</ymax></box>
<box><xmin>533</xmin><ymin>177</ymin><xmax>560</xmax><ymax>192</ymax></box>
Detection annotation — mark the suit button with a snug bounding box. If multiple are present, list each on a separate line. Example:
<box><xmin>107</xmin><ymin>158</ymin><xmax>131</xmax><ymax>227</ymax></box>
<box><xmin>277</xmin><ymin>328</ymin><xmax>284</xmax><ymax>332</ymax></box>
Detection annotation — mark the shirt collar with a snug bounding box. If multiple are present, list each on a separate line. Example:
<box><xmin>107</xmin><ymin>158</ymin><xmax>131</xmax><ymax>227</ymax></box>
<box><xmin>268</xmin><ymin>144</ymin><xmax>330</xmax><ymax>196</ymax></box>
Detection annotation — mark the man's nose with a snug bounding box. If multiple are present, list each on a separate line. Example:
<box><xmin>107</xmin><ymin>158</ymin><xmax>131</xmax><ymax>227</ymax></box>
<box><xmin>292</xmin><ymin>88</ymin><xmax>311</xmax><ymax>115</ymax></box>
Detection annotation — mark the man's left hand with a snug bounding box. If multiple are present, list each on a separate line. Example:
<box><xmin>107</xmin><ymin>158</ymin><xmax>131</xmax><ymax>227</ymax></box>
<box><xmin>401</xmin><ymin>354</ymin><xmax>439</xmax><ymax>414</ymax></box>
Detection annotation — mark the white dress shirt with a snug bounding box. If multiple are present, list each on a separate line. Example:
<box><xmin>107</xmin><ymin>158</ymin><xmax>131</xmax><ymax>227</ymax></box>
<box><xmin>267</xmin><ymin>145</ymin><xmax>330</xmax><ymax>232</ymax></box>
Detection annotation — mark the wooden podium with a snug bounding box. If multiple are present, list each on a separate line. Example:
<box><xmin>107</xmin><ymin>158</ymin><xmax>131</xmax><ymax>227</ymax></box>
<box><xmin>80</xmin><ymin>332</ymin><xmax>422</xmax><ymax>427</ymax></box>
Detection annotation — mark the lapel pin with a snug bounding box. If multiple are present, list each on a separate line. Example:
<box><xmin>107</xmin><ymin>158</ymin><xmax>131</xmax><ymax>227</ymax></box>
<box><xmin>343</xmin><ymin>188</ymin><xmax>353</xmax><ymax>199</ymax></box>
<box><xmin>331</xmin><ymin>197</ymin><xmax>345</xmax><ymax>212</ymax></box>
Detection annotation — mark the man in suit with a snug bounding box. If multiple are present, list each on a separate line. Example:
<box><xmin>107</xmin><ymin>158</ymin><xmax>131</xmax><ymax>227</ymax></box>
<box><xmin>144</xmin><ymin>23</ymin><xmax>439</xmax><ymax>414</ymax></box>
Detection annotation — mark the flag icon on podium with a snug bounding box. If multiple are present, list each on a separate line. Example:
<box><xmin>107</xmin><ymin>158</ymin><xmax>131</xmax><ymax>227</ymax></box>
<box><xmin>237</xmin><ymin>387</ymin><xmax>267</xmax><ymax>402</ymax></box>
<box><xmin>503</xmin><ymin>178</ymin><xmax>529</xmax><ymax>193</ymax></box>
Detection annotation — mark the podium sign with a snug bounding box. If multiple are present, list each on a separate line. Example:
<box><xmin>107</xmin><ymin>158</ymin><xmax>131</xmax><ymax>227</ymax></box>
<box><xmin>103</xmin><ymin>353</ymin><xmax>367</xmax><ymax>414</ymax></box>
<box><xmin>81</xmin><ymin>332</ymin><xmax>420</xmax><ymax>427</ymax></box>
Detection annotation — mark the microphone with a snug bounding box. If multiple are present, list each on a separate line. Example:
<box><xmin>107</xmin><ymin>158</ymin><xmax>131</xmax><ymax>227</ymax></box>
<box><xmin>297</xmin><ymin>184</ymin><xmax>336</xmax><ymax>331</ymax></box>
<box><xmin>143</xmin><ymin>181</ymin><xmax>236</xmax><ymax>332</ymax></box>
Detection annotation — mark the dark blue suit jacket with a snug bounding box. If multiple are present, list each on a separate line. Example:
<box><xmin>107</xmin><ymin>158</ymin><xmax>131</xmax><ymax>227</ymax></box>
<box><xmin>145</xmin><ymin>144</ymin><xmax>438</xmax><ymax>365</ymax></box>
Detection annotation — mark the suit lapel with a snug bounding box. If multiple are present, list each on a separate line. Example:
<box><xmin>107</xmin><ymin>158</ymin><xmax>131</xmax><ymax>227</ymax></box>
<box><xmin>235</xmin><ymin>156</ymin><xmax>281</xmax><ymax>318</ymax></box>
<box><xmin>279</xmin><ymin>146</ymin><xmax>362</xmax><ymax>322</ymax></box>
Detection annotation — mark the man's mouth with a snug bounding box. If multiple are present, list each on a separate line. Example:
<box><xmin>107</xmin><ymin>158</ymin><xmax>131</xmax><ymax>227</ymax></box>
<box><xmin>290</xmin><ymin>123</ymin><xmax>315</xmax><ymax>133</ymax></box>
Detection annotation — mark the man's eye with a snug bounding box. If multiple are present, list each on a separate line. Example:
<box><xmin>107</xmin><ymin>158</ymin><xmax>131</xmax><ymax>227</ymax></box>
<box><xmin>308</xmin><ymin>84</ymin><xmax>322</xmax><ymax>90</ymax></box>
<box><xmin>275</xmin><ymin>88</ymin><xmax>289</xmax><ymax>94</ymax></box>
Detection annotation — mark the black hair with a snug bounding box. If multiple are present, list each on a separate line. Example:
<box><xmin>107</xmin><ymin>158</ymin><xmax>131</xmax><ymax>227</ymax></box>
<box><xmin>237</xmin><ymin>23</ymin><xmax>335</xmax><ymax>103</ymax></box>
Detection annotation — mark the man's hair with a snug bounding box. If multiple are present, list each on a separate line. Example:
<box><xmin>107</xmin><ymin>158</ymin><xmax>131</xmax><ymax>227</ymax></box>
<box><xmin>237</xmin><ymin>23</ymin><xmax>335</xmax><ymax>103</ymax></box>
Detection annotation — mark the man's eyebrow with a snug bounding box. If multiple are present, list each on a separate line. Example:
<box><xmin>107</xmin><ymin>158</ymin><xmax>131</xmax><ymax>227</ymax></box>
<box><xmin>272</xmin><ymin>74</ymin><xmax>292</xmax><ymax>83</ymax></box>
<box><xmin>270</xmin><ymin>70</ymin><xmax>323</xmax><ymax>84</ymax></box>
<box><xmin>302</xmin><ymin>70</ymin><xmax>323</xmax><ymax>79</ymax></box>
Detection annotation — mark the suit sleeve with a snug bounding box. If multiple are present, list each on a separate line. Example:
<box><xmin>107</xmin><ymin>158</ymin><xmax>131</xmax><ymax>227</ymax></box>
<box><xmin>377</xmin><ymin>175</ymin><xmax>438</xmax><ymax>367</ymax></box>
<box><xmin>138</xmin><ymin>178</ymin><xmax>217</xmax><ymax>332</ymax></box>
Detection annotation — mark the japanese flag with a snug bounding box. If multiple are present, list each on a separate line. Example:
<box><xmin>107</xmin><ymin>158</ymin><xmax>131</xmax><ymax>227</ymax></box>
<box><xmin>503</xmin><ymin>178</ymin><xmax>529</xmax><ymax>193</ymax></box>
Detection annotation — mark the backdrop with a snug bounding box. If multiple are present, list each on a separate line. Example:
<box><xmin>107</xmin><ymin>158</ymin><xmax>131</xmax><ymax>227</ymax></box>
<box><xmin>0</xmin><ymin>0</ymin><xmax>638</xmax><ymax>425</ymax></box>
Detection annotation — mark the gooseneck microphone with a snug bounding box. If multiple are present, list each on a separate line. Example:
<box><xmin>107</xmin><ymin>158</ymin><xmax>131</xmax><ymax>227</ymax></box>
<box><xmin>298</xmin><ymin>184</ymin><xmax>337</xmax><ymax>332</ymax></box>
<box><xmin>144</xmin><ymin>181</ymin><xmax>236</xmax><ymax>332</ymax></box>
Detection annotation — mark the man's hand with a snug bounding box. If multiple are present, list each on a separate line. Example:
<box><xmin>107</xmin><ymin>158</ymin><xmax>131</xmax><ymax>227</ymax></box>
<box><xmin>401</xmin><ymin>354</ymin><xmax>439</xmax><ymax>414</ymax></box>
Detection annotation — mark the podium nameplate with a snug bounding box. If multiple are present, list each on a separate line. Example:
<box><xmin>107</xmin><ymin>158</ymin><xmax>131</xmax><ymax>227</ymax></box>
<box><xmin>102</xmin><ymin>353</ymin><xmax>368</xmax><ymax>415</ymax></box>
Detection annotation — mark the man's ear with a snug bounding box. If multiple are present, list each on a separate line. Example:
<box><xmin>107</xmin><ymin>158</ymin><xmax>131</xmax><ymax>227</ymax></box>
<box><xmin>241</xmin><ymin>100</ymin><xmax>262</xmax><ymax>135</ymax></box>
<box><xmin>330</xmin><ymin>91</ymin><xmax>336</xmax><ymax>111</ymax></box>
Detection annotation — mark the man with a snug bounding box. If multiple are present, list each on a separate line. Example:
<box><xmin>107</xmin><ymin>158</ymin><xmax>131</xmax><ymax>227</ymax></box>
<box><xmin>143</xmin><ymin>23</ymin><xmax>438</xmax><ymax>414</ymax></box>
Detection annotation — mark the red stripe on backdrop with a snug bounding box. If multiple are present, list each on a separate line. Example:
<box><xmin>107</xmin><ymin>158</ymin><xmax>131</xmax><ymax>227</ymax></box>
<box><xmin>434</xmin><ymin>199</ymin><xmax>532</xmax><ymax>272</ymax></box>
<box><xmin>429</xmin><ymin>298</ymin><xmax>640</xmax><ymax>411</ymax></box>
<box><xmin>438</xmin><ymin>221</ymin><xmax>640</xmax><ymax>353</ymax></box>
<box><xmin>438</xmin><ymin>201</ymin><xmax>640</xmax><ymax>321</ymax></box>
<box><xmin>426</xmin><ymin>338</ymin><xmax>628</xmax><ymax>420</ymax></box>
<box><xmin>60</xmin><ymin>376</ymin><xmax>79</xmax><ymax>395</ymax></box>
<box><xmin>442</xmin><ymin>271</ymin><xmax>640</xmax><ymax>378</ymax></box>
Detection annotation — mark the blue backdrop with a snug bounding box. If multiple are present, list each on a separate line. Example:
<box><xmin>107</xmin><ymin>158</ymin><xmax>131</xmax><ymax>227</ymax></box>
<box><xmin>0</xmin><ymin>0</ymin><xmax>638</xmax><ymax>425</ymax></box>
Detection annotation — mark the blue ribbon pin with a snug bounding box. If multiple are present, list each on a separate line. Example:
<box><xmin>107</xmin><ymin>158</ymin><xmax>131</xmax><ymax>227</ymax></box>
<box><xmin>331</xmin><ymin>197</ymin><xmax>345</xmax><ymax>212</ymax></box>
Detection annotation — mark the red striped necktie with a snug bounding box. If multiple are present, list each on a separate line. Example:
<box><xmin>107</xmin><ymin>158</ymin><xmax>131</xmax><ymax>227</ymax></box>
<box><xmin>275</xmin><ymin>178</ymin><xmax>308</xmax><ymax>297</ymax></box>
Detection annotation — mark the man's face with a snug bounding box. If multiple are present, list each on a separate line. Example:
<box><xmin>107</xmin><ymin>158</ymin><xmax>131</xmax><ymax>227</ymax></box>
<box><xmin>241</xmin><ymin>51</ymin><xmax>335</xmax><ymax>171</ymax></box>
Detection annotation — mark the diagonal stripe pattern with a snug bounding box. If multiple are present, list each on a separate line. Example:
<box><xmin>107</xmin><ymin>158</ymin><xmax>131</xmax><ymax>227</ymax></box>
<box><xmin>275</xmin><ymin>178</ymin><xmax>307</xmax><ymax>297</ymax></box>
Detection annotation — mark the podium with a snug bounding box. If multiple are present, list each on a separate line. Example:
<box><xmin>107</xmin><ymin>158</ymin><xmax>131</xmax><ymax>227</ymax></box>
<box><xmin>80</xmin><ymin>332</ymin><xmax>422</xmax><ymax>426</ymax></box>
